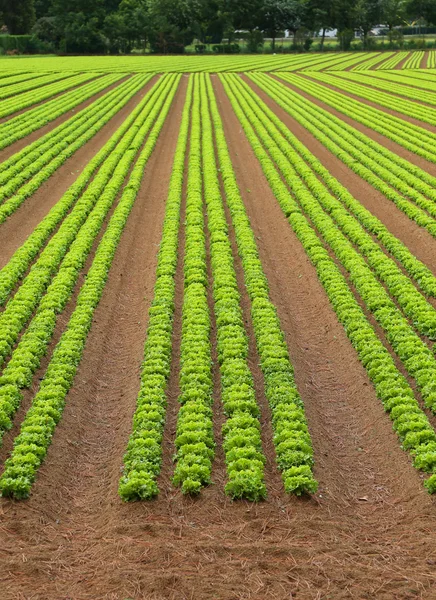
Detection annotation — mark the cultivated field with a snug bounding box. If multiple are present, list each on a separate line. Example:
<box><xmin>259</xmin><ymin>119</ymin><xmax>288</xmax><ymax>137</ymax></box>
<box><xmin>1</xmin><ymin>50</ymin><xmax>436</xmax><ymax>598</ymax></box>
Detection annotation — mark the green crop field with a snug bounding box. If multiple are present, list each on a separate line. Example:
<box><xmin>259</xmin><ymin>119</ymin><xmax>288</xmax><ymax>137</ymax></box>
<box><xmin>1</xmin><ymin>50</ymin><xmax>436</xmax><ymax>598</ymax></box>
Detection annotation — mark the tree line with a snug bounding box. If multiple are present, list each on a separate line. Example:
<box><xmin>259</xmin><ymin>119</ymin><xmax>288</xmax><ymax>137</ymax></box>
<box><xmin>1</xmin><ymin>0</ymin><xmax>436</xmax><ymax>54</ymax></box>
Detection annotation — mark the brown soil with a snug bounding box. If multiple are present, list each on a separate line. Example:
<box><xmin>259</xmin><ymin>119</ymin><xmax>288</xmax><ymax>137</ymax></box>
<box><xmin>0</xmin><ymin>76</ymin><xmax>157</xmax><ymax>272</ymax></box>
<box><xmin>0</xmin><ymin>73</ymin><xmax>436</xmax><ymax>600</ymax></box>
<box><xmin>270</xmin><ymin>72</ymin><xmax>436</xmax><ymax>177</ymax></box>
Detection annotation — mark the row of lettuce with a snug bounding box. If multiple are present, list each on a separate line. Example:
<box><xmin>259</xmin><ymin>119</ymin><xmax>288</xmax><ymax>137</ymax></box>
<box><xmin>0</xmin><ymin>72</ymin><xmax>99</xmax><ymax>120</ymax></box>
<box><xmin>0</xmin><ymin>74</ymin><xmax>154</xmax><ymax>223</ymax></box>
<box><xmin>220</xmin><ymin>72</ymin><xmax>436</xmax><ymax>492</ymax></box>
<box><xmin>278</xmin><ymin>71</ymin><xmax>436</xmax><ymax>164</ymax></box>
<box><xmin>0</xmin><ymin>74</ymin><xmax>181</xmax><ymax>498</ymax></box>
<box><xmin>255</xmin><ymin>73</ymin><xmax>436</xmax><ymax>239</ymax></box>
<box><xmin>119</xmin><ymin>73</ymin><xmax>317</xmax><ymax>501</ymax></box>
<box><xmin>0</xmin><ymin>73</ymin><xmax>125</xmax><ymax>151</ymax></box>
<box><xmin>2</xmin><ymin>68</ymin><xmax>436</xmax><ymax>499</ymax></box>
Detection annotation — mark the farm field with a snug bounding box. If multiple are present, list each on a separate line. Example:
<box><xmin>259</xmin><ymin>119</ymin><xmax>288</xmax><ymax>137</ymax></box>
<box><xmin>1</xmin><ymin>51</ymin><xmax>436</xmax><ymax>598</ymax></box>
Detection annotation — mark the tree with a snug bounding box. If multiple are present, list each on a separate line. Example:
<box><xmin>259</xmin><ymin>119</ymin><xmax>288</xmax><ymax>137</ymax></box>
<box><xmin>261</xmin><ymin>0</ymin><xmax>289</xmax><ymax>50</ymax></box>
<box><xmin>259</xmin><ymin>0</ymin><xmax>307</xmax><ymax>50</ymax></box>
<box><xmin>305</xmin><ymin>0</ymin><xmax>335</xmax><ymax>49</ymax></box>
<box><xmin>407</xmin><ymin>0</ymin><xmax>436</xmax><ymax>25</ymax></box>
<box><xmin>283</xmin><ymin>0</ymin><xmax>307</xmax><ymax>45</ymax></box>
<box><xmin>354</xmin><ymin>0</ymin><xmax>381</xmax><ymax>48</ymax></box>
<box><xmin>148</xmin><ymin>0</ymin><xmax>203</xmax><ymax>52</ymax></box>
<box><xmin>221</xmin><ymin>0</ymin><xmax>263</xmax><ymax>32</ymax></box>
<box><xmin>0</xmin><ymin>0</ymin><xmax>35</xmax><ymax>33</ymax></box>
<box><xmin>380</xmin><ymin>0</ymin><xmax>407</xmax><ymax>29</ymax></box>
<box><xmin>34</xmin><ymin>0</ymin><xmax>52</xmax><ymax>20</ymax></box>
<box><xmin>118</xmin><ymin>0</ymin><xmax>148</xmax><ymax>51</ymax></box>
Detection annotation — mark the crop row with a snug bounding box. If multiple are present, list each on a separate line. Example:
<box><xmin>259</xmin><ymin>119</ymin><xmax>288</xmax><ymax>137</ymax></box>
<box><xmin>220</xmin><ymin>73</ymin><xmax>436</xmax><ymax>493</ymax></box>
<box><xmin>0</xmin><ymin>73</ymin><xmax>176</xmax><ymax>386</ymax></box>
<box><xmin>302</xmin><ymin>53</ymin><xmax>366</xmax><ymax>72</ymax></box>
<box><xmin>118</xmin><ymin>78</ymin><xmax>193</xmax><ymax>501</ymax></box>
<box><xmin>265</xmin><ymin>73</ymin><xmax>436</xmax><ymax>198</ymax></box>
<box><xmin>0</xmin><ymin>73</ymin><xmax>148</xmax><ymax>185</ymax></box>
<box><xmin>226</xmin><ymin>74</ymin><xmax>436</xmax><ymax>413</ymax></box>
<box><xmin>330</xmin><ymin>70</ymin><xmax>436</xmax><ymax>106</ymax></box>
<box><xmin>0</xmin><ymin>75</ymin><xmax>180</xmax><ymax>450</ymax></box>
<box><xmin>345</xmin><ymin>69</ymin><xmax>436</xmax><ymax>94</ymax></box>
<box><xmin>171</xmin><ymin>75</ymin><xmax>216</xmax><ymax>495</ymax></box>
<box><xmin>322</xmin><ymin>53</ymin><xmax>374</xmax><ymax>72</ymax></box>
<box><xmin>208</xmin><ymin>74</ymin><xmax>317</xmax><ymax>495</ymax></box>
<box><xmin>0</xmin><ymin>73</ymin><xmax>124</xmax><ymax>151</ymax></box>
<box><xmin>0</xmin><ymin>72</ymin><xmax>75</xmax><ymax>100</ymax></box>
<box><xmin>120</xmin><ymin>73</ymin><xmax>317</xmax><ymax>500</ymax></box>
<box><xmin>0</xmin><ymin>78</ymin><xmax>171</xmax><ymax>315</ymax></box>
<box><xmin>231</xmin><ymin>75</ymin><xmax>436</xmax><ymax>338</ymax></box>
<box><xmin>306</xmin><ymin>70</ymin><xmax>436</xmax><ymax>125</ymax></box>
<box><xmin>278</xmin><ymin>71</ymin><xmax>436</xmax><ymax>163</ymax></box>
<box><xmin>235</xmin><ymin>81</ymin><xmax>436</xmax><ymax>301</ymax></box>
<box><xmin>200</xmin><ymin>74</ymin><xmax>268</xmax><ymax>500</ymax></box>
<box><xmin>352</xmin><ymin>52</ymin><xmax>395</xmax><ymax>71</ymax></box>
<box><xmin>0</xmin><ymin>74</ymin><xmax>180</xmax><ymax>499</ymax></box>
<box><xmin>272</xmin><ymin>72</ymin><xmax>436</xmax><ymax>194</ymax></box>
<box><xmin>252</xmin><ymin>74</ymin><xmax>436</xmax><ymax>238</ymax></box>
<box><xmin>0</xmin><ymin>72</ymin><xmax>98</xmax><ymax>119</ymax></box>
<box><xmin>378</xmin><ymin>51</ymin><xmax>409</xmax><ymax>69</ymax></box>
<box><xmin>403</xmin><ymin>51</ymin><xmax>425</xmax><ymax>69</ymax></box>
<box><xmin>428</xmin><ymin>51</ymin><xmax>436</xmax><ymax>68</ymax></box>
<box><xmin>392</xmin><ymin>70</ymin><xmax>436</xmax><ymax>84</ymax></box>
<box><xmin>0</xmin><ymin>72</ymin><xmax>47</xmax><ymax>87</ymax></box>
<box><xmin>0</xmin><ymin>75</ymin><xmax>152</xmax><ymax>218</ymax></box>
<box><xmin>0</xmin><ymin>53</ymin><xmax>357</xmax><ymax>74</ymax></box>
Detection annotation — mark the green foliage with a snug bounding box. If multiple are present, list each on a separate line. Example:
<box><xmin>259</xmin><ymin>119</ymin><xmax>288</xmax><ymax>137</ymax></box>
<box><xmin>0</xmin><ymin>74</ymin><xmax>146</xmax><ymax>223</ymax></box>
<box><xmin>221</xmin><ymin>71</ymin><xmax>436</xmax><ymax>494</ymax></box>
<box><xmin>200</xmin><ymin>74</ymin><xmax>267</xmax><ymax>500</ymax></box>
<box><xmin>1</xmin><ymin>0</ymin><xmax>35</xmax><ymax>34</ymax></box>
<box><xmin>0</xmin><ymin>75</ymin><xmax>181</xmax><ymax>499</ymax></box>
<box><xmin>209</xmin><ymin>74</ymin><xmax>317</xmax><ymax>496</ymax></box>
<box><xmin>119</xmin><ymin>76</ymin><xmax>192</xmax><ymax>501</ymax></box>
<box><xmin>0</xmin><ymin>74</ymin><xmax>124</xmax><ymax>152</ymax></box>
<box><xmin>171</xmin><ymin>75</ymin><xmax>215</xmax><ymax>495</ymax></box>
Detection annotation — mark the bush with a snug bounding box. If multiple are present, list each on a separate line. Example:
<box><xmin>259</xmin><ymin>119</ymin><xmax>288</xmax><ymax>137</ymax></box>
<box><xmin>246</xmin><ymin>30</ymin><xmax>264</xmax><ymax>53</ymax></box>
<box><xmin>0</xmin><ymin>35</ymin><xmax>32</xmax><ymax>54</ymax></box>
<box><xmin>304</xmin><ymin>38</ymin><xmax>313</xmax><ymax>51</ymax></box>
<box><xmin>338</xmin><ymin>28</ymin><xmax>354</xmax><ymax>51</ymax></box>
<box><xmin>211</xmin><ymin>43</ymin><xmax>240</xmax><ymax>54</ymax></box>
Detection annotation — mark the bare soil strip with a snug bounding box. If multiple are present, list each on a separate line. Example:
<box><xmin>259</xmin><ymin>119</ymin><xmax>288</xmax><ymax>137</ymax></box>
<box><xmin>0</xmin><ymin>76</ymin><xmax>157</xmax><ymax>272</ymax></box>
